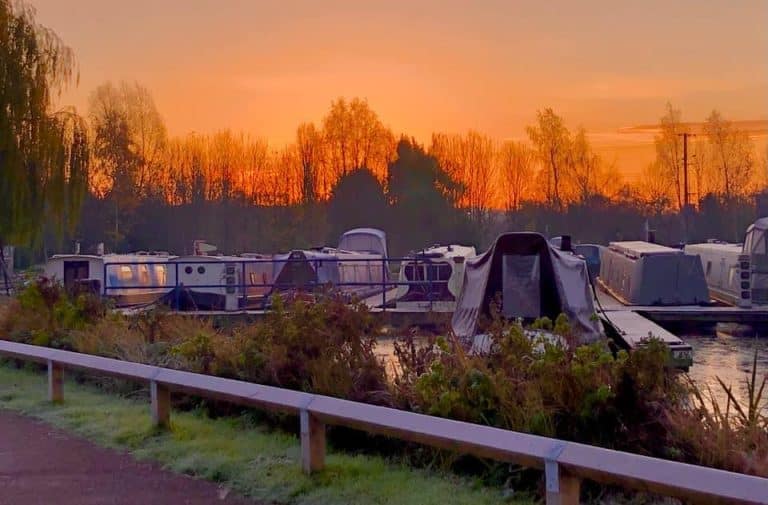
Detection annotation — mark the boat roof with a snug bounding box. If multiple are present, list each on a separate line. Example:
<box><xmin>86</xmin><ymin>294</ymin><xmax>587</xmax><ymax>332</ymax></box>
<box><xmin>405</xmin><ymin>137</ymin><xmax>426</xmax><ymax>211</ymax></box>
<box><xmin>608</xmin><ymin>241</ymin><xmax>682</xmax><ymax>258</ymax></box>
<box><xmin>169</xmin><ymin>254</ymin><xmax>242</xmax><ymax>262</ymax></box>
<box><xmin>410</xmin><ymin>244</ymin><xmax>476</xmax><ymax>260</ymax></box>
<box><xmin>341</xmin><ymin>228</ymin><xmax>386</xmax><ymax>240</ymax></box>
<box><xmin>49</xmin><ymin>253</ymin><xmax>174</xmax><ymax>262</ymax></box>
<box><xmin>685</xmin><ymin>242</ymin><xmax>744</xmax><ymax>254</ymax></box>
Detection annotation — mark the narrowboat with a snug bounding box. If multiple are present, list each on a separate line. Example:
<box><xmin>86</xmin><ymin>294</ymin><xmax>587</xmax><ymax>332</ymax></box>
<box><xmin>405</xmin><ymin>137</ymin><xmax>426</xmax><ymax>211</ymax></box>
<box><xmin>684</xmin><ymin>217</ymin><xmax>768</xmax><ymax>307</ymax></box>
<box><xmin>44</xmin><ymin>252</ymin><xmax>173</xmax><ymax>306</ymax></box>
<box><xmin>598</xmin><ymin>241</ymin><xmax>709</xmax><ymax>306</ymax></box>
<box><xmin>164</xmin><ymin>254</ymin><xmax>273</xmax><ymax>310</ymax></box>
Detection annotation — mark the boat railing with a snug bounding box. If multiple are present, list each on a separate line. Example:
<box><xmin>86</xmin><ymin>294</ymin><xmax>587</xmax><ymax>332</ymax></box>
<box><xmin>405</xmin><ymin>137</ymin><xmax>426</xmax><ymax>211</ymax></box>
<box><xmin>100</xmin><ymin>257</ymin><xmax>453</xmax><ymax>311</ymax></box>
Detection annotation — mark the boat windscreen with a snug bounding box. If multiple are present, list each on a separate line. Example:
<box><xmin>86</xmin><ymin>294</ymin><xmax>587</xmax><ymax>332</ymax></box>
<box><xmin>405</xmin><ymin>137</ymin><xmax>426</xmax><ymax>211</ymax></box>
<box><xmin>338</xmin><ymin>233</ymin><xmax>385</xmax><ymax>255</ymax></box>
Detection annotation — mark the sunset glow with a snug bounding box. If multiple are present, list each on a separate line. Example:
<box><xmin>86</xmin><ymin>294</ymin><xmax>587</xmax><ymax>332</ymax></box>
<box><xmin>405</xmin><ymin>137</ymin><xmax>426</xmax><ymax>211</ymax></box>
<box><xmin>31</xmin><ymin>0</ymin><xmax>768</xmax><ymax>179</ymax></box>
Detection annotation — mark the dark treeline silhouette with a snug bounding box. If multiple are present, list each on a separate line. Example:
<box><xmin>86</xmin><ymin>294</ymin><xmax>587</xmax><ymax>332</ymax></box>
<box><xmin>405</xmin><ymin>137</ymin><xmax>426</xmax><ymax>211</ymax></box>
<box><xmin>21</xmin><ymin>136</ymin><xmax>765</xmax><ymax>268</ymax></box>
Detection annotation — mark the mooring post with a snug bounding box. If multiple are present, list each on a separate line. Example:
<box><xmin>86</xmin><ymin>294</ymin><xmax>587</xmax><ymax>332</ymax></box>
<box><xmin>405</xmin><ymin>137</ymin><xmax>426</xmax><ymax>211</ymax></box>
<box><xmin>545</xmin><ymin>459</ymin><xmax>580</xmax><ymax>505</ymax></box>
<box><xmin>300</xmin><ymin>407</ymin><xmax>325</xmax><ymax>474</ymax></box>
<box><xmin>150</xmin><ymin>380</ymin><xmax>171</xmax><ymax>429</ymax></box>
<box><xmin>47</xmin><ymin>359</ymin><xmax>63</xmax><ymax>403</ymax></box>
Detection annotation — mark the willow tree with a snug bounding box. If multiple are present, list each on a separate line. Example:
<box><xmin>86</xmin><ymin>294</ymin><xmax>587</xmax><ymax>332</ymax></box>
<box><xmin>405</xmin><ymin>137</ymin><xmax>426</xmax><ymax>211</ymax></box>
<box><xmin>0</xmin><ymin>0</ymin><xmax>88</xmax><ymax>290</ymax></box>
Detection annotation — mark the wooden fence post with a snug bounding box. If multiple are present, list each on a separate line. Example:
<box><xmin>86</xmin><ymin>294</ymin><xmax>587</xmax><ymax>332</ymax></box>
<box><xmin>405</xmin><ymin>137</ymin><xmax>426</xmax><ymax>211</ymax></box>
<box><xmin>545</xmin><ymin>459</ymin><xmax>581</xmax><ymax>505</ymax></box>
<box><xmin>47</xmin><ymin>360</ymin><xmax>63</xmax><ymax>403</ymax></box>
<box><xmin>150</xmin><ymin>380</ymin><xmax>170</xmax><ymax>429</ymax></box>
<box><xmin>300</xmin><ymin>408</ymin><xmax>325</xmax><ymax>474</ymax></box>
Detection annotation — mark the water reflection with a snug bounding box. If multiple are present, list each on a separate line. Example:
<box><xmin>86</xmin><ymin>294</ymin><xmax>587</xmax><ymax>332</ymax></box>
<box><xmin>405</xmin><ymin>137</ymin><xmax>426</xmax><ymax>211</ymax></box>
<box><xmin>685</xmin><ymin>333</ymin><xmax>768</xmax><ymax>414</ymax></box>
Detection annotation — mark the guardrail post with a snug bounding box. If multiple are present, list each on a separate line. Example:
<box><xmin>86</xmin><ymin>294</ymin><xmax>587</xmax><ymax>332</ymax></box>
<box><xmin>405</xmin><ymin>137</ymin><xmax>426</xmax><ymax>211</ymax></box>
<box><xmin>47</xmin><ymin>360</ymin><xmax>63</xmax><ymax>403</ymax></box>
<box><xmin>300</xmin><ymin>408</ymin><xmax>325</xmax><ymax>473</ymax></box>
<box><xmin>150</xmin><ymin>380</ymin><xmax>171</xmax><ymax>429</ymax></box>
<box><xmin>545</xmin><ymin>459</ymin><xmax>580</xmax><ymax>505</ymax></box>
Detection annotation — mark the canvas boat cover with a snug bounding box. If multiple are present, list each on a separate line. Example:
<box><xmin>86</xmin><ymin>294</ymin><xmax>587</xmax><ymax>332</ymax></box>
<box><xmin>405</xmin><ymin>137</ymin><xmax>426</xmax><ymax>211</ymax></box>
<box><xmin>272</xmin><ymin>250</ymin><xmax>340</xmax><ymax>289</ymax></box>
<box><xmin>451</xmin><ymin>232</ymin><xmax>601</xmax><ymax>344</ymax></box>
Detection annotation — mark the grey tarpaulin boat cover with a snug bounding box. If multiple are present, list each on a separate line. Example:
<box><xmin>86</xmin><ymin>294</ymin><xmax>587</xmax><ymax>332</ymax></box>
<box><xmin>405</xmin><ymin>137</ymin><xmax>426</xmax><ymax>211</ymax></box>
<box><xmin>451</xmin><ymin>232</ymin><xmax>601</xmax><ymax>344</ymax></box>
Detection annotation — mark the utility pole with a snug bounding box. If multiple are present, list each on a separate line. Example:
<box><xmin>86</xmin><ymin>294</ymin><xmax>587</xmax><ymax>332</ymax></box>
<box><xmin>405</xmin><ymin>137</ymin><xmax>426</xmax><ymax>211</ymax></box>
<box><xmin>677</xmin><ymin>132</ymin><xmax>696</xmax><ymax>207</ymax></box>
<box><xmin>677</xmin><ymin>132</ymin><xmax>695</xmax><ymax>243</ymax></box>
<box><xmin>682</xmin><ymin>132</ymin><xmax>689</xmax><ymax>208</ymax></box>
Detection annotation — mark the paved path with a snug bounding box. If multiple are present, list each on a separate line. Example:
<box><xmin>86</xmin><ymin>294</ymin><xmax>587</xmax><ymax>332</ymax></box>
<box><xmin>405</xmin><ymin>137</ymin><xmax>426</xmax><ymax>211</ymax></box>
<box><xmin>0</xmin><ymin>410</ymin><xmax>260</xmax><ymax>505</ymax></box>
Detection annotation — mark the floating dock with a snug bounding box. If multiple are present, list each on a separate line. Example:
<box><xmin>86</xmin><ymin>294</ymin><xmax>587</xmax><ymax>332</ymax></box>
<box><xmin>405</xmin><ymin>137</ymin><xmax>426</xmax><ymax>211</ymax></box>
<box><xmin>595</xmin><ymin>289</ymin><xmax>768</xmax><ymax>326</ymax></box>
<box><xmin>599</xmin><ymin>310</ymin><xmax>693</xmax><ymax>369</ymax></box>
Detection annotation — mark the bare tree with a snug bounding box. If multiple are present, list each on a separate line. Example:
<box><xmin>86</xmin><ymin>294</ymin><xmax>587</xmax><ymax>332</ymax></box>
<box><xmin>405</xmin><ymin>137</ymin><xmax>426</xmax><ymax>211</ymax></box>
<box><xmin>653</xmin><ymin>103</ymin><xmax>684</xmax><ymax>209</ymax></box>
<box><xmin>526</xmin><ymin>108</ymin><xmax>570</xmax><ymax>210</ymax></box>
<box><xmin>429</xmin><ymin>131</ymin><xmax>496</xmax><ymax>224</ymax></box>
<box><xmin>704</xmin><ymin>110</ymin><xmax>755</xmax><ymax>199</ymax></box>
<box><xmin>639</xmin><ymin>162</ymin><xmax>675</xmax><ymax>214</ymax></box>
<box><xmin>568</xmin><ymin>127</ymin><xmax>603</xmax><ymax>203</ymax></box>
<box><xmin>89</xmin><ymin>81</ymin><xmax>167</xmax><ymax>199</ymax></box>
<box><xmin>428</xmin><ymin>132</ymin><xmax>467</xmax><ymax>205</ymax></box>
<box><xmin>497</xmin><ymin>140</ymin><xmax>534</xmax><ymax>211</ymax></box>
<box><xmin>296</xmin><ymin>122</ymin><xmax>322</xmax><ymax>203</ymax></box>
<box><xmin>321</xmin><ymin>97</ymin><xmax>395</xmax><ymax>184</ymax></box>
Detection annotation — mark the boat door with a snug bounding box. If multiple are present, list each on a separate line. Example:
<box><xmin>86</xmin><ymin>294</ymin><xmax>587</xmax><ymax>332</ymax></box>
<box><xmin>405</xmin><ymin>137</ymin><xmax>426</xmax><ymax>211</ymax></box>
<box><xmin>63</xmin><ymin>260</ymin><xmax>89</xmax><ymax>290</ymax></box>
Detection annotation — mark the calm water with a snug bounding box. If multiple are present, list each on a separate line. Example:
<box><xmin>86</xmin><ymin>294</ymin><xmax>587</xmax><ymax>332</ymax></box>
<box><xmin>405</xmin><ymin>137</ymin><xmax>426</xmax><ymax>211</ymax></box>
<box><xmin>375</xmin><ymin>333</ymin><xmax>768</xmax><ymax>413</ymax></box>
<box><xmin>685</xmin><ymin>332</ymin><xmax>768</xmax><ymax>413</ymax></box>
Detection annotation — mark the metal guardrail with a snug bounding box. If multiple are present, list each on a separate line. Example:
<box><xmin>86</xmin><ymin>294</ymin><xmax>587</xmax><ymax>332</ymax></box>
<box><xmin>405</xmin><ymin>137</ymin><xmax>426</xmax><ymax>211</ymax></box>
<box><xmin>1</xmin><ymin>340</ymin><xmax>765</xmax><ymax>505</ymax></box>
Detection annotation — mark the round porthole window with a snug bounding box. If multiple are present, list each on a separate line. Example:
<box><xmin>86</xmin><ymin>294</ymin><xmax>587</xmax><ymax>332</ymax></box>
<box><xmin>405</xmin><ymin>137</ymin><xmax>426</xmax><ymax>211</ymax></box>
<box><xmin>197</xmin><ymin>266</ymin><xmax>206</xmax><ymax>274</ymax></box>
<box><xmin>184</xmin><ymin>266</ymin><xmax>193</xmax><ymax>274</ymax></box>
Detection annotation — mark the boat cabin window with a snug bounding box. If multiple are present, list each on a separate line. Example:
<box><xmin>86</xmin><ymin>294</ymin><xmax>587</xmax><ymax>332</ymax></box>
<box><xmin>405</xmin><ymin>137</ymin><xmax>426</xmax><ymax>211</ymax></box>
<box><xmin>706</xmin><ymin>261</ymin><xmax>712</xmax><ymax>276</ymax></box>
<box><xmin>138</xmin><ymin>265</ymin><xmax>150</xmax><ymax>284</ymax></box>
<box><xmin>249</xmin><ymin>271</ymin><xmax>268</xmax><ymax>286</ymax></box>
<box><xmin>339</xmin><ymin>234</ymin><xmax>384</xmax><ymax>255</ymax></box>
<box><xmin>154</xmin><ymin>265</ymin><xmax>167</xmax><ymax>286</ymax></box>
<box><xmin>118</xmin><ymin>265</ymin><xmax>134</xmax><ymax>281</ymax></box>
<box><xmin>502</xmin><ymin>254</ymin><xmax>540</xmax><ymax>319</ymax></box>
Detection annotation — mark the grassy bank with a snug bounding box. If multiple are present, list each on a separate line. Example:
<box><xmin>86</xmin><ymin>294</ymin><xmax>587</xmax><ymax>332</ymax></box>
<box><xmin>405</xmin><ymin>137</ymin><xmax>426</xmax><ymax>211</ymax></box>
<box><xmin>0</xmin><ymin>362</ymin><xmax>528</xmax><ymax>505</ymax></box>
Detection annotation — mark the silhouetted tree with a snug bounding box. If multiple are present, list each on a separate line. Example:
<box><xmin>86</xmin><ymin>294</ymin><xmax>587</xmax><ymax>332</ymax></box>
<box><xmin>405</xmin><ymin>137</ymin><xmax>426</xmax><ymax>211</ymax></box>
<box><xmin>322</xmin><ymin>97</ymin><xmax>396</xmax><ymax>183</ymax></box>
<box><xmin>527</xmin><ymin>108</ymin><xmax>570</xmax><ymax>210</ymax></box>
<box><xmin>1</xmin><ymin>0</ymin><xmax>88</xmax><ymax>290</ymax></box>
<box><xmin>704</xmin><ymin>110</ymin><xmax>755</xmax><ymax>200</ymax></box>
<box><xmin>327</xmin><ymin>168</ymin><xmax>388</xmax><ymax>242</ymax></box>
<box><xmin>387</xmin><ymin>138</ymin><xmax>475</xmax><ymax>255</ymax></box>
<box><xmin>654</xmin><ymin>103</ymin><xmax>685</xmax><ymax>209</ymax></box>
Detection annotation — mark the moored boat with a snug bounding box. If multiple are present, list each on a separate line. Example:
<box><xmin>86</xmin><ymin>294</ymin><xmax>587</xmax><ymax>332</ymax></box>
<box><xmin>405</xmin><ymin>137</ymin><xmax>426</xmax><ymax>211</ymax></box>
<box><xmin>598</xmin><ymin>241</ymin><xmax>709</xmax><ymax>306</ymax></box>
<box><xmin>396</xmin><ymin>244</ymin><xmax>476</xmax><ymax>311</ymax></box>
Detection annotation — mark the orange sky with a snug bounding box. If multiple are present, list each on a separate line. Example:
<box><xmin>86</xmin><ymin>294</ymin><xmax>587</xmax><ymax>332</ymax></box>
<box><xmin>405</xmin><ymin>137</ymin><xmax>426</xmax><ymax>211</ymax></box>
<box><xmin>31</xmin><ymin>0</ymin><xmax>768</xmax><ymax>178</ymax></box>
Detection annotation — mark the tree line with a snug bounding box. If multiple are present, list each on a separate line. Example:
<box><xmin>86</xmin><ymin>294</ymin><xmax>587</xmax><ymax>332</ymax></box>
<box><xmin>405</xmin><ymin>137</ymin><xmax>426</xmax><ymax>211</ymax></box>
<box><xmin>2</xmin><ymin>0</ymin><xmax>767</xmax><ymax>269</ymax></box>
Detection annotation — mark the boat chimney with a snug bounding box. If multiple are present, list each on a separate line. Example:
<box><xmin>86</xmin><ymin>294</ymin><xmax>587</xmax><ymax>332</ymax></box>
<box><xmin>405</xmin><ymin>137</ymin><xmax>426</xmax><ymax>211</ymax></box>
<box><xmin>646</xmin><ymin>229</ymin><xmax>656</xmax><ymax>244</ymax></box>
<box><xmin>96</xmin><ymin>242</ymin><xmax>105</xmax><ymax>255</ymax></box>
<box><xmin>74</xmin><ymin>241</ymin><xmax>80</xmax><ymax>254</ymax></box>
<box><xmin>561</xmin><ymin>235</ymin><xmax>572</xmax><ymax>252</ymax></box>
